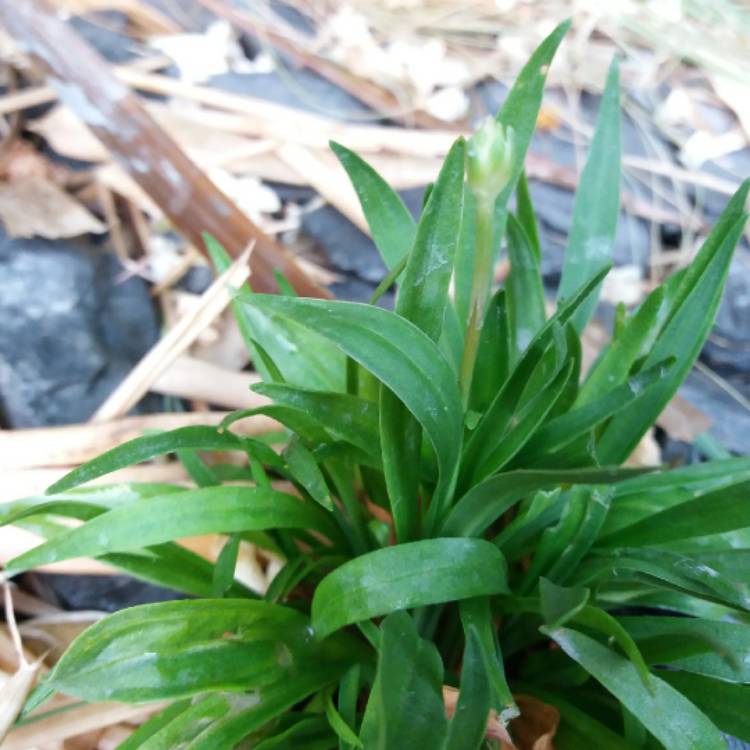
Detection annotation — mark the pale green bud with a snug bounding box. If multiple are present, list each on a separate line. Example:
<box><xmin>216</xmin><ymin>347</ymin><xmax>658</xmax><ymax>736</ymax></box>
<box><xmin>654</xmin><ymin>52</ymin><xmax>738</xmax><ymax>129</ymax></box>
<box><xmin>466</xmin><ymin>117</ymin><xmax>514</xmax><ymax>202</ymax></box>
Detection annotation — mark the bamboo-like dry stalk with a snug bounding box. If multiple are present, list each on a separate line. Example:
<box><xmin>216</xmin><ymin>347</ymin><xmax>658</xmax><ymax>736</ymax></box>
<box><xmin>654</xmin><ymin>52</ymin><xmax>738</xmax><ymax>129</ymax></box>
<box><xmin>0</xmin><ymin>0</ymin><xmax>330</xmax><ymax>298</ymax></box>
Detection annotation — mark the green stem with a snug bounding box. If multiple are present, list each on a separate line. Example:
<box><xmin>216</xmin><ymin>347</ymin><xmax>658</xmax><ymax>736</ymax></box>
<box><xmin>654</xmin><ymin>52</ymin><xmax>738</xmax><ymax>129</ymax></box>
<box><xmin>459</xmin><ymin>196</ymin><xmax>496</xmax><ymax>405</ymax></box>
<box><xmin>368</xmin><ymin>253</ymin><xmax>408</xmax><ymax>306</ymax></box>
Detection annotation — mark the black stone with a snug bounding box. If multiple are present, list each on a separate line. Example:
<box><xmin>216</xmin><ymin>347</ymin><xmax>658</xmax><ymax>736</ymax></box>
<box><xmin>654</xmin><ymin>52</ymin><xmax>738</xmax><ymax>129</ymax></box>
<box><xmin>69</xmin><ymin>13</ymin><xmax>146</xmax><ymax>64</ymax></box>
<box><xmin>35</xmin><ymin>573</ymin><xmax>185</xmax><ymax>613</ymax></box>
<box><xmin>0</xmin><ymin>232</ymin><xmax>160</xmax><ymax>428</ymax></box>
<box><xmin>208</xmin><ymin>70</ymin><xmax>374</xmax><ymax>120</ymax></box>
<box><xmin>302</xmin><ymin>186</ymin><xmax>425</xmax><ymax>284</ymax></box>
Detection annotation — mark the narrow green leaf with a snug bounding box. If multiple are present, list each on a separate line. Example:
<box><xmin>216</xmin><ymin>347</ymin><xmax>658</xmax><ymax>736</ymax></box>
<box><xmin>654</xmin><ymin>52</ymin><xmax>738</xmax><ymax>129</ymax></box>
<box><xmin>545</xmin><ymin>627</ymin><xmax>727</xmax><ymax>750</ymax></box>
<box><xmin>330</xmin><ymin>141</ymin><xmax>415</xmax><ymax>270</ymax></box>
<box><xmin>520</xmin><ymin>490</ymin><xmax>587</xmax><ymax>591</ymax></box>
<box><xmin>459</xmin><ymin>597</ymin><xmax>516</xmax><ymax>717</ymax></box>
<box><xmin>557</xmin><ymin>56</ymin><xmax>621</xmax><ymax>331</ymax></box>
<box><xmin>577</xmin><ymin>285</ymin><xmax>665</xmax><ymax>406</ymax></box>
<box><xmin>571</xmin><ymin>607</ymin><xmax>651</xmax><ymax>689</ymax></box>
<box><xmin>463</xmin><ymin>265</ymin><xmax>610</xmax><ymax>485</ymax></box>
<box><xmin>311</xmin><ymin>538</ymin><xmax>508</xmax><ymax>639</ymax></box>
<box><xmin>210</xmin><ymin>232</ymin><xmax>345</xmax><ymax>391</ymax></box>
<box><xmin>6</xmin><ymin>486</ymin><xmax>342</xmax><ymax>575</ymax></box>
<box><xmin>443</xmin><ymin>626</ymin><xmax>491</xmax><ymax>750</ymax></box>
<box><xmin>254</xmin><ymin>383</ymin><xmax>380</xmax><ymax>459</ymax></box>
<box><xmin>515</xmin><ymin>170</ymin><xmax>541</xmax><ymax>262</ymax></box>
<box><xmin>545</xmin><ymin>485</ymin><xmax>613</xmax><ymax>584</ymax></box>
<box><xmin>46</xmin><ymin>427</ymin><xmax>248</xmax><ymax>495</ymax></box>
<box><xmin>469</xmin><ymin>289</ymin><xmax>511</xmax><ymax>413</ymax></box>
<box><xmin>603</xmin><ymin>458</ymin><xmax>750</xmax><ymax>537</ymax></box>
<box><xmin>520</xmin><ymin>358</ymin><xmax>673</xmax><ymax>462</ymax></box>
<box><xmin>178</xmin><ymin>449</ymin><xmax>220</xmax><ymax>487</ymax></box>
<box><xmin>212</xmin><ymin>533</ymin><xmax>241</xmax><ymax>597</ymax></box>
<box><xmin>381</xmin><ymin>138</ymin><xmax>465</xmax><ymax>540</ymax></box>
<box><xmin>379</xmin><ymin>395</ymin><xmax>421</xmax><ymax>541</ymax></box>
<box><xmin>600</xmin><ymin>479</ymin><xmax>750</xmax><ymax>547</ymax></box>
<box><xmin>474</xmin><ymin>359</ymin><xmax>574</xmax><ymax>480</ymax></box>
<box><xmin>506</xmin><ymin>213</ymin><xmax>546</xmax><ymax>357</ymax></box>
<box><xmin>254</xmin><ymin>716</ymin><xmax>333</xmax><ymax>750</ymax></box>
<box><xmin>206</xmin><ymin>236</ymin><xmax>280</xmax><ymax>384</ymax></box>
<box><xmin>454</xmin><ymin>186</ymin><xmax>478</xmax><ymax>328</ymax></box>
<box><xmin>238</xmin><ymin>294</ymin><xmax>464</xmax><ymax>534</ymax></box>
<box><xmin>284</xmin><ymin>436</ymin><xmax>334</xmax><ymax>510</ymax></box>
<box><xmin>658</xmin><ymin>671</ymin><xmax>750</xmax><ymax>742</ymax></box>
<box><xmin>539</xmin><ymin>577</ymin><xmax>590</xmax><ymax>629</ymax></box>
<box><xmin>620</xmin><ymin>616</ymin><xmax>750</xmax><ymax>683</ymax></box>
<box><xmin>141</xmin><ymin>670</ymin><xmax>342</xmax><ymax>750</ymax></box>
<box><xmin>396</xmin><ymin>137</ymin><xmax>466</xmax><ymax>342</ymax></box>
<box><xmin>47</xmin><ymin>599</ymin><xmax>358</xmax><ymax>702</ymax></box>
<box><xmin>116</xmin><ymin>701</ymin><xmax>191</xmax><ymax>750</ymax></box>
<box><xmin>442</xmin><ymin>467</ymin><xmax>642</xmax><ymax>538</ymax></box>
<box><xmin>325</xmin><ymin>693</ymin><xmax>363</xmax><ymax>749</ymax></box>
<box><xmin>359</xmin><ymin>612</ymin><xmax>448</xmax><ymax>749</ymax></box>
<box><xmin>338</xmin><ymin>665</ymin><xmax>362</xmax><ymax>750</ymax></box>
<box><xmin>597</xmin><ymin>181</ymin><xmax>750</xmax><ymax>463</ymax></box>
<box><xmin>579</xmin><ymin>547</ymin><xmax>750</xmax><ymax>613</ymax></box>
<box><xmin>495</xmin><ymin>19</ymin><xmax>572</xmax><ymax>202</ymax></box>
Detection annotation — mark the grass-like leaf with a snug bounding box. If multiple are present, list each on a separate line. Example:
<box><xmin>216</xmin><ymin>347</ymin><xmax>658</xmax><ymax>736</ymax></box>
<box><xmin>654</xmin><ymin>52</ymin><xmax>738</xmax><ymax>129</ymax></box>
<box><xmin>311</xmin><ymin>539</ymin><xmax>508</xmax><ymax>639</ymax></box>
<box><xmin>546</xmin><ymin>627</ymin><xmax>727</xmax><ymax>750</ymax></box>
<box><xmin>238</xmin><ymin>295</ymin><xmax>464</xmax><ymax>534</ymax></box>
<box><xmin>557</xmin><ymin>56</ymin><xmax>621</xmax><ymax>331</ymax></box>
<box><xmin>597</xmin><ymin>180</ymin><xmax>750</xmax><ymax>462</ymax></box>
<box><xmin>359</xmin><ymin>612</ymin><xmax>447</xmax><ymax>749</ymax></box>
<box><xmin>6</xmin><ymin>486</ymin><xmax>342</xmax><ymax>575</ymax></box>
<box><xmin>47</xmin><ymin>599</ymin><xmax>358</xmax><ymax>702</ymax></box>
<box><xmin>330</xmin><ymin>141</ymin><xmax>416</xmax><ymax>270</ymax></box>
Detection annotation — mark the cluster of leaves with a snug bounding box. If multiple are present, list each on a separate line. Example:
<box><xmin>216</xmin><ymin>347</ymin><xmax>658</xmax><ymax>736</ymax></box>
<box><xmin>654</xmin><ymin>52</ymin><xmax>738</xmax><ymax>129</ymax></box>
<box><xmin>4</xmin><ymin>20</ymin><xmax>750</xmax><ymax>750</ymax></box>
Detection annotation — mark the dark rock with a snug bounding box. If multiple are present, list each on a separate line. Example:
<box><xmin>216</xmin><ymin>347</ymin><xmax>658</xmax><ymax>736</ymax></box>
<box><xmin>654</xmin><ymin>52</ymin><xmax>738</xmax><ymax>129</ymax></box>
<box><xmin>703</xmin><ymin>251</ymin><xmax>750</xmax><ymax>375</ymax></box>
<box><xmin>266</xmin><ymin>181</ymin><xmax>316</xmax><ymax>204</ymax></box>
<box><xmin>142</xmin><ymin>0</ymin><xmax>215</xmax><ymax>31</ymax></box>
<box><xmin>208</xmin><ymin>70</ymin><xmax>374</xmax><ymax>121</ymax></box>
<box><xmin>69</xmin><ymin>13</ymin><xmax>145</xmax><ymax>63</ymax></box>
<box><xmin>655</xmin><ymin>427</ymin><xmax>702</xmax><ymax>467</ymax></box>
<box><xmin>660</xmin><ymin>222</ymin><xmax>683</xmax><ymax>248</ymax></box>
<box><xmin>36</xmin><ymin>573</ymin><xmax>185</xmax><ymax>613</ymax></box>
<box><xmin>527</xmin><ymin>180</ymin><xmax>651</xmax><ymax>280</ymax></box>
<box><xmin>177</xmin><ymin>264</ymin><xmax>215</xmax><ymax>295</ymax></box>
<box><xmin>269</xmin><ymin>1</ymin><xmax>317</xmax><ymax>35</ymax></box>
<box><xmin>0</xmin><ymin>232</ymin><xmax>160</xmax><ymax>428</ymax></box>
<box><xmin>678</xmin><ymin>369</ymin><xmax>750</xmax><ymax>456</ymax></box>
<box><xmin>531</xmin><ymin>127</ymin><xmax>577</xmax><ymax>170</ymax></box>
<box><xmin>696</xmin><ymin>147</ymin><xmax>750</xmax><ymax>221</ymax></box>
<box><xmin>472</xmin><ymin>79</ymin><xmax>509</xmax><ymax>119</ymax></box>
<box><xmin>302</xmin><ymin>186</ymin><xmax>425</xmax><ymax>284</ymax></box>
<box><xmin>328</xmin><ymin>275</ymin><xmax>395</xmax><ymax>309</ymax></box>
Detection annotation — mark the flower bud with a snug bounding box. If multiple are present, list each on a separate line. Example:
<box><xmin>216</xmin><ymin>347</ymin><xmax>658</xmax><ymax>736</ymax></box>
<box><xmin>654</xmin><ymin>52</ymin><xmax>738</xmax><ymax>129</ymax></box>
<box><xmin>466</xmin><ymin>117</ymin><xmax>514</xmax><ymax>202</ymax></box>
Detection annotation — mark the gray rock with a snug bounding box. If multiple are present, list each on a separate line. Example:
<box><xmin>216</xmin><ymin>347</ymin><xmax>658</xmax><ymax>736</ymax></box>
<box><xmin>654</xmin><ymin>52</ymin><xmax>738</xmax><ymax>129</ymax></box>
<box><xmin>679</xmin><ymin>369</ymin><xmax>750</xmax><ymax>456</ymax></box>
<box><xmin>705</xmin><ymin>251</ymin><xmax>750</xmax><ymax>373</ymax></box>
<box><xmin>209</xmin><ymin>70</ymin><xmax>374</xmax><ymax>120</ymax></box>
<box><xmin>302</xmin><ymin>186</ymin><xmax>426</xmax><ymax>283</ymax></box>
<box><xmin>37</xmin><ymin>574</ymin><xmax>185</xmax><ymax>613</ymax></box>
<box><xmin>528</xmin><ymin>180</ymin><xmax>651</xmax><ymax>281</ymax></box>
<box><xmin>0</xmin><ymin>233</ymin><xmax>160</xmax><ymax>427</ymax></box>
<box><xmin>69</xmin><ymin>13</ymin><xmax>146</xmax><ymax>63</ymax></box>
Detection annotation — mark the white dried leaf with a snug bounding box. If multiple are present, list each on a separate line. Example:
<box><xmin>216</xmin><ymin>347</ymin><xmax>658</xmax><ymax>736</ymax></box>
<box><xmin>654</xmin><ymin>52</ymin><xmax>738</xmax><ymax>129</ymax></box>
<box><xmin>0</xmin><ymin>659</ymin><xmax>41</xmax><ymax>743</ymax></box>
<box><xmin>680</xmin><ymin>129</ymin><xmax>746</xmax><ymax>170</ymax></box>
<box><xmin>0</xmin><ymin>176</ymin><xmax>106</xmax><ymax>239</ymax></box>
<box><xmin>424</xmin><ymin>86</ymin><xmax>469</xmax><ymax>121</ymax></box>
<box><xmin>600</xmin><ymin>264</ymin><xmax>643</xmax><ymax>306</ymax></box>
<box><xmin>149</xmin><ymin>21</ymin><xmax>252</xmax><ymax>83</ymax></box>
<box><xmin>208</xmin><ymin>170</ymin><xmax>281</xmax><ymax>224</ymax></box>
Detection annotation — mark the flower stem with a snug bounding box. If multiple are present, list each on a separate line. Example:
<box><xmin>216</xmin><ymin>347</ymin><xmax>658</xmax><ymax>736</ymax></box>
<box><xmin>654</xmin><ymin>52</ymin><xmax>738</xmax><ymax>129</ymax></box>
<box><xmin>459</xmin><ymin>195</ymin><xmax>495</xmax><ymax>406</ymax></box>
